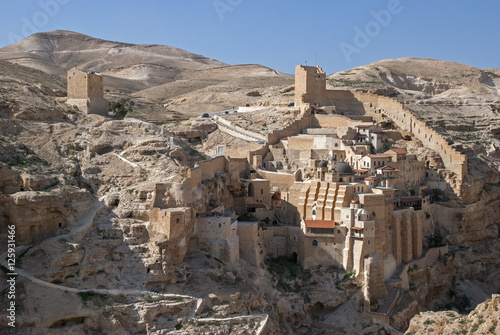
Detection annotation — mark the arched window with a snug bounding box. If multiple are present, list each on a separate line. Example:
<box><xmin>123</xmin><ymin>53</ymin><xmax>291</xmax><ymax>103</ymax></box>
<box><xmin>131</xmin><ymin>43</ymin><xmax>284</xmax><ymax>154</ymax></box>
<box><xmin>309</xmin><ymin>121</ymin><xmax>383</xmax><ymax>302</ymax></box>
<box><xmin>312</xmin><ymin>209</ymin><xmax>316</xmax><ymax>216</ymax></box>
<box><xmin>248</xmin><ymin>183</ymin><xmax>254</xmax><ymax>197</ymax></box>
<box><xmin>312</xmin><ymin>240</ymin><xmax>318</xmax><ymax>246</ymax></box>
<box><xmin>261</xmin><ymin>189</ymin><xmax>264</xmax><ymax>195</ymax></box>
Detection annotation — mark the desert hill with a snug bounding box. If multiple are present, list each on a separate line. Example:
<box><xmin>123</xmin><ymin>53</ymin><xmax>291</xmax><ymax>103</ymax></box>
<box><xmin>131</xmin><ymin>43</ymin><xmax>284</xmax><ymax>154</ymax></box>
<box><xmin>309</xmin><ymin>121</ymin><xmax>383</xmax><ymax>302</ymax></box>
<box><xmin>328</xmin><ymin>57</ymin><xmax>500</xmax><ymax>101</ymax></box>
<box><xmin>0</xmin><ymin>31</ymin><xmax>500</xmax><ymax>334</ymax></box>
<box><xmin>328</xmin><ymin>58</ymin><xmax>500</xmax><ymax>186</ymax></box>
<box><xmin>0</xmin><ymin>30</ymin><xmax>226</xmax><ymax>90</ymax></box>
<box><xmin>0</xmin><ymin>31</ymin><xmax>293</xmax><ymax>119</ymax></box>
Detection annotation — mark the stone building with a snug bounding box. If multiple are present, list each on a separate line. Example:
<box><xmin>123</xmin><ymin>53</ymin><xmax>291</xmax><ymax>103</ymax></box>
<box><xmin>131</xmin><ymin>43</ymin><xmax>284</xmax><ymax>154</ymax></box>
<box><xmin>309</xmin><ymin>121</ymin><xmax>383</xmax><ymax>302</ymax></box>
<box><xmin>67</xmin><ymin>69</ymin><xmax>108</xmax><ymax>115</ymax></box>
<box><xmin>237</xmin><ymin>221</ymin><xmax>264</xmax><ymax>267</ymax></box>
<box><xmin>196</xmin><ymin>214</ymin><xmax>239</xmax><ymax>264</ymax></box>
<box><xmin>143</xmin><ymin>63</ymin><xmax>449</xmax><ymax>311</ymax></box>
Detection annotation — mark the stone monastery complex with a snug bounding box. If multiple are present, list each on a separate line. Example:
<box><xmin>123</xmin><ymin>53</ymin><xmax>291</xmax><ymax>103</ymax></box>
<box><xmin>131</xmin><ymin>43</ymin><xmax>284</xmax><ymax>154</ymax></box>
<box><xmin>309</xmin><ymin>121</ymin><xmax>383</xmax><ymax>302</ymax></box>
<box><xmin>66</xmin><ymin>65</ymin><xmax>468</xmax><ymax>318</ymax></box>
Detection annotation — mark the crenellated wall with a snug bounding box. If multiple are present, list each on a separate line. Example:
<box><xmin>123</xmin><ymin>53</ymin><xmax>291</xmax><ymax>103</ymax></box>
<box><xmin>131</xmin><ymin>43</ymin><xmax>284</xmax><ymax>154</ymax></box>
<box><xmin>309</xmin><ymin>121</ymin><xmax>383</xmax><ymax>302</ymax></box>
<box><xmin>352</xmin><ymin>91</ymin><xmax>467</xmax><ymax>185</ymax></box>
<box><xmin>294</xmin><ymin>65</ymin><xmax>467</xmax><ymax>195</ymax></box>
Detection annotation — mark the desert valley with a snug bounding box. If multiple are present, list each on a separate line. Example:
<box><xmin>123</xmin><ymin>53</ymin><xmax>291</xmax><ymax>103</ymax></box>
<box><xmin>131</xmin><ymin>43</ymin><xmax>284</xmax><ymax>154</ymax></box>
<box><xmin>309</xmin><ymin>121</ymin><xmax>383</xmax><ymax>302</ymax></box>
<box><xmin>0</xmin><ymin>30</ymin><xmax>499</xmax><ymax>334</ymax></box>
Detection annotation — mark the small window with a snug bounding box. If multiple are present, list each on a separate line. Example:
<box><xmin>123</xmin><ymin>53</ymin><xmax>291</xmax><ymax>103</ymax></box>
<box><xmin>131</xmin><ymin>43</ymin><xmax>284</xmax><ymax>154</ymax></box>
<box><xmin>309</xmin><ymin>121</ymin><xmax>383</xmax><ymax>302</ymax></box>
<box><xmin>219</xmin><ymin>224</ymin><xmax>221</xmax><ymax>228</ymax></box>
<box><xmin>368</xmin><ymin>240</ymin><xmax>371</xmax><ymax>245</ymax></box>
<box><xmin>261</xmin><ymin>189</ymin><xmax>264</xmax><ymax>195</ymax></box>
<box><xmin>312</xmin><ymin>240</ymin><xmax>318</xmax><ymax>246</ymax></box>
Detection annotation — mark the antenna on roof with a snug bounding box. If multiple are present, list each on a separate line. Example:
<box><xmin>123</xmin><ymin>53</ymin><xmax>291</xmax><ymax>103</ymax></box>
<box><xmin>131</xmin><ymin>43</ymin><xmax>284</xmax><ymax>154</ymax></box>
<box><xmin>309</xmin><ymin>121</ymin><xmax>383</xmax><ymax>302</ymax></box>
<box><xmin>305</xmin><ymin>60</ymin><xmax>307</xmax><ymax>66</ymax></box>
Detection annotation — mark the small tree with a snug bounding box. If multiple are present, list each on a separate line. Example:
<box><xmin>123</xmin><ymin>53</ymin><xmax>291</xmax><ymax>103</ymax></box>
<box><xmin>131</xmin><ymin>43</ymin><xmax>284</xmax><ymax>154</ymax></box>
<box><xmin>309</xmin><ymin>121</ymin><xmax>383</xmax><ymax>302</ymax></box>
<box><xmin>431</xmin><ymin>188</ymin><xmax>445</xmax><ymax>202</ymax></box>
<box><xmin>109</xmin><ymin>98</ymin><xmax>134</xmax><ymax>119</ymax></box>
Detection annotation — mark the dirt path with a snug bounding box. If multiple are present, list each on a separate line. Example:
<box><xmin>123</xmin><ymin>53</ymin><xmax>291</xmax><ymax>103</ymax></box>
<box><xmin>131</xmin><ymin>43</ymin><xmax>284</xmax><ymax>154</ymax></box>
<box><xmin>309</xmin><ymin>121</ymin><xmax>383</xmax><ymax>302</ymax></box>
<box><xmin>1</xmin><ymin>198</ymin><xmax>269</xmax><ymax>334</ymax></box>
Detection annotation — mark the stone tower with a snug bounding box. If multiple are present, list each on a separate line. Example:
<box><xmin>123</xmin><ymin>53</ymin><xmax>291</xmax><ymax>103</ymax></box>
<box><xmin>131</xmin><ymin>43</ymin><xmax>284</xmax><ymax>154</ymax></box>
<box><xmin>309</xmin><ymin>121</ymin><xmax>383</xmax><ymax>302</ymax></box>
<box><xmin>67</xmin><ymin>69</ymin><xmax>108</xmax><ymax>115</ymax></box>
<box><xmin>294</xmin><ymin>65</ymin><xmax>327</xmax><ymax>107</ymax></box>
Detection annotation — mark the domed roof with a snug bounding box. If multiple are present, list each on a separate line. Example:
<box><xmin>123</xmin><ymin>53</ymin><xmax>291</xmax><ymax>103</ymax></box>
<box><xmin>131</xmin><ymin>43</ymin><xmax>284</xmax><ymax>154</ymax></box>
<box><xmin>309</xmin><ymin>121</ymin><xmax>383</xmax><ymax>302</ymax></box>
<box><xmin>356</xmin><ymin>208</ymin><xmax>369</xmax><ymax>216</ymax></box>
<box><xmin>351</xmin><ymin>198</ymin><xmax>360</xmax><ymax>204</ymax></box>
<box><xmin>272</xmin><ymin>191</ymin><xmax>281</xmax><ymax>201</ymax></box>
<box><xmin>333</xmin><ymin>160</ymin><xmax>354</xmax><ymax>175</ymax></box>
<box><xmin>318</xmin><ymin>160</ymin><xmax>328</xmax><ymax>168</ymax></box>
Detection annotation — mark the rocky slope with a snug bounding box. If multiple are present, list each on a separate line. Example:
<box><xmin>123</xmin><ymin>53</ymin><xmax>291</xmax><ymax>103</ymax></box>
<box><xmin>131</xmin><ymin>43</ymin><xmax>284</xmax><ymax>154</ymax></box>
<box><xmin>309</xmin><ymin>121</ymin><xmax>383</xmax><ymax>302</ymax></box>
<box><xmin>406</xmin><ymin>294</ymin><xmax>500</xmax><ymax>334</ymax></box>
<box><xmin>0</xmin><ymin>30</ymin><xmax>226</xmax><ymax>89</ymax></box>
<box><xmin>0</xmin><ymin>31</ymin><xmax>294</xmax><ymax>121</ymax></box>
<box><xmin>0</xmin><ymin>32</ymin><xmax>499</xmax><ymax>334</ymax></box>
<box><xmin>329</xmin><ymin>58</ymin><xmax>500</xmax><ymax>204</ymax></box>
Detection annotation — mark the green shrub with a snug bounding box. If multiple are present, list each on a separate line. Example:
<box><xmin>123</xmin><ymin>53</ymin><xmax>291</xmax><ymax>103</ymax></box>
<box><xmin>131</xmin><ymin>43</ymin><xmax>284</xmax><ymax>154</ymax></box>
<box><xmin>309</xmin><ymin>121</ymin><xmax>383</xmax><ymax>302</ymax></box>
<box><xmin>109</xmin><ymin>98</ymin><xmax>134</xmax><ymax>119</ymax></box>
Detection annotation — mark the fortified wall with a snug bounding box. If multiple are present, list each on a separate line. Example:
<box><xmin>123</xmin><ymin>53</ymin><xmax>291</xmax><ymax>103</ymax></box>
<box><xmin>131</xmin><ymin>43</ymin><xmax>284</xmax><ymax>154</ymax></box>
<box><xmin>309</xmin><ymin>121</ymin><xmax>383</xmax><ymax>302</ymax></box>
<box><xmin>294</xmin><ymin>65</ymin><xmax>467</xmax><ymax>195</ymax></box>
<box><xmin>241</xmin><ymin>109</ymin><xmax>312</xmax><ymax>169</ymax></box>
<box><xmin>294</xmin><ymin>65</ymin><xmax>365</xmax><ymax>114</ymax></box>
<box><xmin>351</xmin><ymin>91</ymin><xmax>467</xmax><ymax>184</ymax></box>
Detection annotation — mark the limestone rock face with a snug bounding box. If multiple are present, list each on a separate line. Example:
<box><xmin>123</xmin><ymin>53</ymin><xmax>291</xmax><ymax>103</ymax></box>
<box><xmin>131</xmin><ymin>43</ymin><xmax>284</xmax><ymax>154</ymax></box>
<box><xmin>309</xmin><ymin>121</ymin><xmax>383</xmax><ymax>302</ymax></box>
<box><xmin>0</xmin><ymin>162</ymin><xmax>22</xmax><ymax>193</ymax></box>
<box><xmin>21</xmin><ymin>173</ymin><xmax>59</xmax><ymax>191</ymax></box>
<box><xmin>168</xmin><ymin>119</ymin><xmax>217</xmax><ymax>142</ymax></box>
<box><xmin>0</xmin><ymin>186</ymin><xmax>94</xmax><ymax>244</ymax></box>
<box><xmin>406</xmin><ymin>294</ymin><xmax>500</xmax><ymax>334</ymax></box>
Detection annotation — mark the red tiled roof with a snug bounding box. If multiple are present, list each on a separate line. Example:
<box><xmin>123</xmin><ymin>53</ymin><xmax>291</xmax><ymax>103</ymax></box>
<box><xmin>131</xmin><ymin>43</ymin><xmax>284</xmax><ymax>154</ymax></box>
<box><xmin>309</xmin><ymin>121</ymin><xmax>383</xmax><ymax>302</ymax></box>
<box><xmin>247</xmin><ymin>203</ymin><xmax>266</xmax><ymax>209</ymax></box>
<box><xmin>350</xmin><ymin>226</ymin><xmax>363</xmax><ymax>231</ymax></box>
<box><xmin>386</xmin><ymin>147</ymin><xmax>407</xmax><ymax>155</ymax></box>
<box><xmin>304</xmin><ymin>220</ymin><xmax>336</xmax><ymax>229</ymax></box>
<box><xmin>367</xmin><ymin>154</ymin><xmax>392</xmax><ymax>158</ymax></box>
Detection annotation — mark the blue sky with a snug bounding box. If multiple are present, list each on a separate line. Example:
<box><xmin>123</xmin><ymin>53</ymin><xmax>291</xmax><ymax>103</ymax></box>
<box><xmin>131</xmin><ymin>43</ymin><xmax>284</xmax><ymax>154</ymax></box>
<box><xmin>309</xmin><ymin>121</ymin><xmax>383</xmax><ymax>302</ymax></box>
<box><xmin>1</xmin><ymin>0</ymin><xmax>499</xmax><ymax>75</ymax></box>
